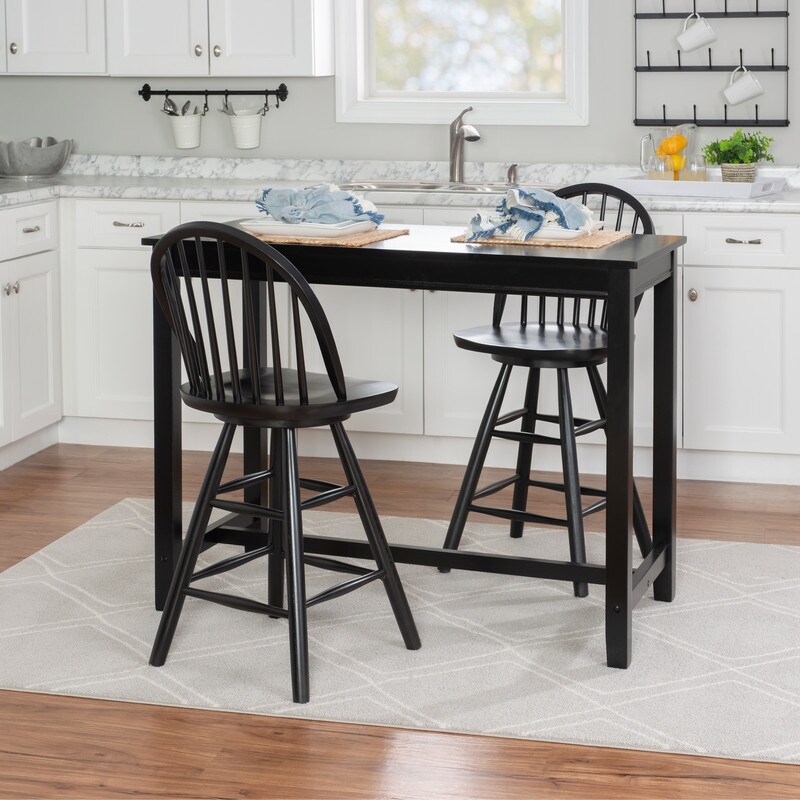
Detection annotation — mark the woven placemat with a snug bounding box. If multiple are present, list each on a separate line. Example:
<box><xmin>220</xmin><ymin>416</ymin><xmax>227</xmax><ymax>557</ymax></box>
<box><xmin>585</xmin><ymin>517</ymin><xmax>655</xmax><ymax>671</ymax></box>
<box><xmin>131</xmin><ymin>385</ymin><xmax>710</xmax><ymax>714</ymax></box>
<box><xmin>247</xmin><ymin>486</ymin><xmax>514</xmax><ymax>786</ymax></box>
<box><xmin>249</xmin><ymin>227</ymin><xmax>410</xmax><ymax>248</ymax></box>
<box><xmin>450</xmin><ymin>230</ymin><xmax>632</xmax><ymax>249</ymax></box>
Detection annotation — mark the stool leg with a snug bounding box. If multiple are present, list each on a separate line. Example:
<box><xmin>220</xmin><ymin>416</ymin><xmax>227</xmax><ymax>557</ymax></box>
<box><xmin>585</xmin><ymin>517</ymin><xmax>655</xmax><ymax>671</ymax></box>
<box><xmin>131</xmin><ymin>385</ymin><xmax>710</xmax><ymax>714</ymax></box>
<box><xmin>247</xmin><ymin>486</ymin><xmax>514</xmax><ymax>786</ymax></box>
<box><xmin>587</xmin><ymin>365</ymin><xmax>653</xmax><ymax>557</ymax></box>
<box><xmin>441</xmin><ymin>363</ymin><xmax>513</xmax><ymax>571</ymax></box>
<box><xmin>282</xmin><ymin>427</ymin><xmax>310</xmax><ymax>704</ymax></box>
<box><xmin>557</xmin><ymin>370</ymin><xmax>589</xmax><ymax>598</ymax></box>
<box><xmin>267</xmin><ymin>428</ymin><xmax>285</xmax><ymax>615</ymax></box>
<box><xmin>150</xmin><ymin>422</ymin><xmax>236</xmax><ymax>667</ymax></box>
<box><xmin>331</xmin><ymin>423</ymin><xmax>421</xmax><ymax>651</ymax></box>
<box><xmin>510</xmin><ymin>367</ymin><xmax>541</xmax><ymax>539</ymax></box>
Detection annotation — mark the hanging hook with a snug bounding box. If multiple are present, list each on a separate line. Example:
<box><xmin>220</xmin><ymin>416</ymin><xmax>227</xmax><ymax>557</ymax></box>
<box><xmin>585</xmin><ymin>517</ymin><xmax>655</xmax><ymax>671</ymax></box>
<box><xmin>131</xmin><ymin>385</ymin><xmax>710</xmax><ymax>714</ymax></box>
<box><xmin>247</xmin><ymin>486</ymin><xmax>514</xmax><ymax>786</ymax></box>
<box><xmin>262</xmin><ymin>90</ymin><xmax>270</xmax><ymax>115</ymax></box>
<box><xmin>203</xmin><ymin>90</ymin><xmax>209</xmax><ymax>115</ymax></box>
<box><xmin>739</xmin><ymin>48</ymin><xmax>744</xmax><ymax>69</ymax></box>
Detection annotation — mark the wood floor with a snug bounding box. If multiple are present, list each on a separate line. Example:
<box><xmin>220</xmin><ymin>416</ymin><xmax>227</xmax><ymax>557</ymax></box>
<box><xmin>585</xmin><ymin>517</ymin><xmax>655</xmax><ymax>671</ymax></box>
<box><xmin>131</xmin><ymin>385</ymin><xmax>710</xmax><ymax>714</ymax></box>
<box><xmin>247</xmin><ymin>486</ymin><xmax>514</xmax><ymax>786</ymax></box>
<box><xmin>0</xmin><ymin>443</ymin><xmax>799</xmax><ymax>799</ymax></box>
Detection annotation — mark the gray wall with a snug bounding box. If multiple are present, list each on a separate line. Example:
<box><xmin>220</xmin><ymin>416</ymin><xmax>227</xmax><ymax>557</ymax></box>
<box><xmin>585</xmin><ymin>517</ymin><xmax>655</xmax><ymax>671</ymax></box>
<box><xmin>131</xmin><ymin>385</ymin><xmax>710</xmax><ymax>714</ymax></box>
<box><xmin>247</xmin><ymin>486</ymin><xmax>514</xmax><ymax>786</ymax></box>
<box><xmin>0</xmin><ymin>2</ymin><xmax>797</xmax><ymax>165</ymax></box>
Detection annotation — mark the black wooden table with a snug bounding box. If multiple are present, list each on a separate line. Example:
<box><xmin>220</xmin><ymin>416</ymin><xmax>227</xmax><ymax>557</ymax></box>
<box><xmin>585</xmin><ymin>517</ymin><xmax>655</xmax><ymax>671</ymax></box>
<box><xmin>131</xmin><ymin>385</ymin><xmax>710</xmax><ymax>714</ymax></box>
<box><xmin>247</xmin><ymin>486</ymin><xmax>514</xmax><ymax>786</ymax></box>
<box><xmin>144</xmin><ymin>224</ymin><xmax>685</xmax><ymax>669</ymax></box>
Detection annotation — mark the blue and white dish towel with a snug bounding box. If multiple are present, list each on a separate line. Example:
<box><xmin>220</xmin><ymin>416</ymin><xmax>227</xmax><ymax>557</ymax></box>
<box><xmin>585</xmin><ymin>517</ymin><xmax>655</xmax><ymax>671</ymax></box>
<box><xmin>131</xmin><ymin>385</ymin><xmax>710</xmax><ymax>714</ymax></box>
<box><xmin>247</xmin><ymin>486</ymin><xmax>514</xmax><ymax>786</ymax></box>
<box><xmin>467</xmin><ymin>187</ymin><xmax>593</xmax><ymax>242</ymax></box>
<box><xmin>256</xmin><ymin>184</ymin><xmax>384</xmax><ymax>226</ymax></box>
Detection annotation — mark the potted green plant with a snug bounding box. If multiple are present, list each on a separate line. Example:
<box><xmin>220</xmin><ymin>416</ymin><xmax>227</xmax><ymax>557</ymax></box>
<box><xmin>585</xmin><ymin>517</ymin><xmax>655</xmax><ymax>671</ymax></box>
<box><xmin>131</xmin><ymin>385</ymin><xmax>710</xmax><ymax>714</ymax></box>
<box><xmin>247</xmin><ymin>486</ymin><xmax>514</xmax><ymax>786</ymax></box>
<box><xmin>701</xmin><ymin>129</ymin><xmax>774</xmax><ymax>183</ymax></box>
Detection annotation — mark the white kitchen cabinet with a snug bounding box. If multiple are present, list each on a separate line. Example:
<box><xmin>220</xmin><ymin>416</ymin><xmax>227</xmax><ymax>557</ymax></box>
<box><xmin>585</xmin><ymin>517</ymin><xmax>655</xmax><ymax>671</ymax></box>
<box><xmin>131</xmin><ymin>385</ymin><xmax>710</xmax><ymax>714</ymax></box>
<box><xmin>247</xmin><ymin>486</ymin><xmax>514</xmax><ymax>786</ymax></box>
<box><xmin>65</xmin><ymin>200</ymin><xmax>180</xmax><ymax>419</ymax></box>
<box><xmin>5</xmin><ymin>0</ymin><xmax>105</xmax><ymax>74</ymax></box>
<box><xmin>0</xmin><ymin>251</ymin><xmax>62</xmax><ymax>442</ymax></box>
<box><xmin>106</xmin><ymin>0</ymin><xmax>208</xmax><ymax>77</ymax></box>
<box><xmin>681</xmin><ymin>211</ymin><xmax>800</xmax><ymax>456</ymax></box>
<box><xmin>683</xmin><ymin>265</ymin><xmax>800</xmax><ymax>455</ymax></box>
<box><xmin>107</xmin><ymin>0</ymin><xmax>334</xmax><ymax>77</ymax></box>
<box><xmin>0</xmin><ymin>201</ymin><xmax>61</xmax><ymax>450</ymax></box>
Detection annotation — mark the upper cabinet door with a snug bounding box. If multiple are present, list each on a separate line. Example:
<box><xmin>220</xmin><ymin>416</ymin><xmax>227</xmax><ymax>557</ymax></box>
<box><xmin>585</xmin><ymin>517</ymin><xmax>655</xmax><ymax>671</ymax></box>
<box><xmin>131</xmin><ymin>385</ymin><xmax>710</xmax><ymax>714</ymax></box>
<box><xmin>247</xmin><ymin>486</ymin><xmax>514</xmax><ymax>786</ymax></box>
<box><xmin>5</xmin><ymin>0</ymin><xmax>105</xmax><ymax>73</ymax></box>
<box><xmin>106</xmin><ymin>0</ymin><xmax>209</xmax><ymax>76</ymax></box>
<box><xmin>0</xmin><ymin>1</ymin><xmax>7</xmax><ymax>72</ymax></box>
<box><xmin>208</xmin><ymin>0</ymin><xmax>333</xmax><ymax>77</ymax></box>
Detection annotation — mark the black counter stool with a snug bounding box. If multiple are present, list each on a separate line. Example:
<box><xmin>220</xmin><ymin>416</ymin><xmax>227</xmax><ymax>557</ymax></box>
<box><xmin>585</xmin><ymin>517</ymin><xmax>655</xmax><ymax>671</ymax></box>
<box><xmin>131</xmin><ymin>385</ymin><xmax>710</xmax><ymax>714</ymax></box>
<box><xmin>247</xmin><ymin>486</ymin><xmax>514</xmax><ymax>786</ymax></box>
<box><xmin>148</xmin><ymin>222</ymin><xmax>420</xmax><ymax>704</ymax></box>
<box><xmin>442</xmin><ymin>183</ymin><xmax>654</xmax><ymax>597</ymax></box>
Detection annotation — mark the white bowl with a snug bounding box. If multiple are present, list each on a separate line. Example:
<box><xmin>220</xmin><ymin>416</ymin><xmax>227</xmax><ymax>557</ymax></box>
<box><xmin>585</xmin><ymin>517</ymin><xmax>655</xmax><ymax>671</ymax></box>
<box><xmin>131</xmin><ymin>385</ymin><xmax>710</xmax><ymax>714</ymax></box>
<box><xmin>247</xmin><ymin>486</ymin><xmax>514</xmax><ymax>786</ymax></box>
<box><xmin>0</xmin><ymin>137</ymin><xmax>73</xmax><ymax>177</ymax></box>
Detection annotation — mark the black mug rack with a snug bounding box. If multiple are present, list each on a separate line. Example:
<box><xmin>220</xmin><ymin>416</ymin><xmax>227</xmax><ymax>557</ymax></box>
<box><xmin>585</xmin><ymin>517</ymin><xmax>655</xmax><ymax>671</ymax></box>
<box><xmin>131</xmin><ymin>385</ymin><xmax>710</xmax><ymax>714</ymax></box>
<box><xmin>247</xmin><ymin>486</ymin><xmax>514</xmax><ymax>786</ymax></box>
<box><xmin>139</xmin><ymin>83</ymin><xmax>289</xmax><ymax>114</ymax></box>
<box><xmin>633</xmin><ymin>1</ymin><xmax>789</xmax><ymax>127</ymax></box>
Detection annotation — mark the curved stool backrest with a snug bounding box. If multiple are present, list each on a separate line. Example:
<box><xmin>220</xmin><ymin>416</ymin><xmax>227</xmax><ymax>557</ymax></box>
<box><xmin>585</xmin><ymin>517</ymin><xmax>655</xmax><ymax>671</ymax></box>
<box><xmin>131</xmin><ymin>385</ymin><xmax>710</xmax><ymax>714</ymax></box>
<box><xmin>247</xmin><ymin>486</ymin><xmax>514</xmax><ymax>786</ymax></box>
<box><xmin>492</xmin><ymin>183</ymin><xmax>655</xmax><ymax>328</ymax></box>
<box><xmin>151</xmin><ymin>221</ymin><xmax>346</xmax><ymax>407</ymax></box>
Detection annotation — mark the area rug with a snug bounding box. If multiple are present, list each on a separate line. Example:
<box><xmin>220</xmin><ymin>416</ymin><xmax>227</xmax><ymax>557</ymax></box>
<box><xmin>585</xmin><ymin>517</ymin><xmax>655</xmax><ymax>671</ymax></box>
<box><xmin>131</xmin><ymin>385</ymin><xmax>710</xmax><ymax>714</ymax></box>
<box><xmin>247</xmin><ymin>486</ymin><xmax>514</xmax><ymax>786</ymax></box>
<box><xmin>1</xmin><ymin>498</ymin><xmax>799</xmax><ymax>764</ymax></box>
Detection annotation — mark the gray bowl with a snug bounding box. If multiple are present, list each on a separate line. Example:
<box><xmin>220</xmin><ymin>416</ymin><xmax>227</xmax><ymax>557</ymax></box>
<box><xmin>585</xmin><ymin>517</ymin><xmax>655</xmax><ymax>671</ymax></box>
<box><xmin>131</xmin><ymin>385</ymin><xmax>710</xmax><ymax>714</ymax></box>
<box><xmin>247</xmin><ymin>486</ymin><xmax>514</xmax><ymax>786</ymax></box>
<box><xmin>0</xmin><ymin>137</ymin><xmax>73</xmax><ymax>178</ymax></box>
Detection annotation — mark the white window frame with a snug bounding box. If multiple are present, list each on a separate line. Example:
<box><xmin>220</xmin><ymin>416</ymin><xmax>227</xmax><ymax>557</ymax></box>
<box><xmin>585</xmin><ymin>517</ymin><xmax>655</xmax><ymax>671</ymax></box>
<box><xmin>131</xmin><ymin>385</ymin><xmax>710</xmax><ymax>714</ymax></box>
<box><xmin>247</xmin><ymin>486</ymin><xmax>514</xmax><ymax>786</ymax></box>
<box><xmin>335</xmin><ymin>0</ymin><xmax>589</xmax><ymax>126</ymax></box>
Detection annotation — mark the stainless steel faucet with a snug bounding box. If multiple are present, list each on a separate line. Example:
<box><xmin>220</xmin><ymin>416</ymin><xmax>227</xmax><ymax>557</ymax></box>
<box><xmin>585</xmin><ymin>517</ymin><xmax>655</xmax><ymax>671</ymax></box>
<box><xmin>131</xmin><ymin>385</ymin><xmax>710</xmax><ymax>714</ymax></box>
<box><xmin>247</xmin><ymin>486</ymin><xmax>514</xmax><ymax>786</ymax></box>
<box><xmin>449</xmin><ymin>106</ymin><xmax>481</xmax><ymax>184</ymax></box>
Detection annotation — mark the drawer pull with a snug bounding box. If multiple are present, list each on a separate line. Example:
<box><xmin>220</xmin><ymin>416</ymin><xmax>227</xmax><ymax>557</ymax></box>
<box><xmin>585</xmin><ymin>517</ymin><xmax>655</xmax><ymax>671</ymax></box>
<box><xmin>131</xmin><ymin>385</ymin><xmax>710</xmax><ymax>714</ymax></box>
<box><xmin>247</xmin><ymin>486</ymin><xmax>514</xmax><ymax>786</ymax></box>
<box><xmin>22</xmin><ymin>225</ymin><xmax>41</xmax><ymax>234</ymax></box>
<box><xmin>112</xmin><ymin>220</ymin><xmax>146</xmax><ymax>228</ymax></box>
<box><xmin>725</xmin><ymin>237</ymin><xmax>763</xmax><ymax>245</ymax></box>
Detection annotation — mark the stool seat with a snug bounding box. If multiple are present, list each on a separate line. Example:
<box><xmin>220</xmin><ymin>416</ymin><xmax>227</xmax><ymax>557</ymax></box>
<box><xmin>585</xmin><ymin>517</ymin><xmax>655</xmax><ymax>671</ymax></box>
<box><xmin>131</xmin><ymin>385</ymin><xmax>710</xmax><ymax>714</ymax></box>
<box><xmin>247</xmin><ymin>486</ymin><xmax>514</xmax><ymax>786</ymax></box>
<box><xmin>181</xmin><ymin>369</ymin><xmax>398</xmax><ymax>427</ymax></box>
<box><xmin>454</xmin><ymin>322</ymin><xmax>607</xmax><ymax>368</ymax></box>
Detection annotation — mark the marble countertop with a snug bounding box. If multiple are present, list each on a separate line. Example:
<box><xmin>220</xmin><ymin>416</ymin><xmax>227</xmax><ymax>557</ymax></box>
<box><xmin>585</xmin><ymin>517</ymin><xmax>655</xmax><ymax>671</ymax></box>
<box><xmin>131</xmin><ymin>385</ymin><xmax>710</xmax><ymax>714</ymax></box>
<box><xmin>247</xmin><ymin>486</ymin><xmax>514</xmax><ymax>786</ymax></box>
<box><xmin>2</xmin><ymin>155</ymin><xmax>800</xmax><ymax>214</ymax></box>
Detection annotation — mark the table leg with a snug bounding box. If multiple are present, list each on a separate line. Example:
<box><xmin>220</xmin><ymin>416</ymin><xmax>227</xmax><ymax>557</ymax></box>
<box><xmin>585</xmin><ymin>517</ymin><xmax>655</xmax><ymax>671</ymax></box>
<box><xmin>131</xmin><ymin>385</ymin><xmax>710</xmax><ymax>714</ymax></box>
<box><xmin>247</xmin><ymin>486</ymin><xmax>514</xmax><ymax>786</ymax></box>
<box><xmin>652</xmin><ymin>258</ymin><xmax>677</xmax><ymax>602</ymax></box>
<box><xmin>605</xmin><ymin>270</ymin><xmax>635</xmax><ymax>669</ymax></box>
<box><xmin>153</xmin><ymin>291</ymin><xmax>182</xmax><ymax>611</ymax></box>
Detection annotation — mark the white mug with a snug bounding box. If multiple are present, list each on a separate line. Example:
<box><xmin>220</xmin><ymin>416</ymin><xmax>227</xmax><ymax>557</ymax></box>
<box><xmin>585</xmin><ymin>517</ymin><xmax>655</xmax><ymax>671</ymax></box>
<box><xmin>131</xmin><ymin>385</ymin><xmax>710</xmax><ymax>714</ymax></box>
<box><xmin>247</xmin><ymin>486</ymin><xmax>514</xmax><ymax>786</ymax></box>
<box><xmin>723</xmin><ymin>66</ymin><xmax>765</xmax><ymax>106</ymax></box>
<box><xmin>676</xmin><ymin>12</ymin><xmax>717</xmax><ymax>52</ymax></box>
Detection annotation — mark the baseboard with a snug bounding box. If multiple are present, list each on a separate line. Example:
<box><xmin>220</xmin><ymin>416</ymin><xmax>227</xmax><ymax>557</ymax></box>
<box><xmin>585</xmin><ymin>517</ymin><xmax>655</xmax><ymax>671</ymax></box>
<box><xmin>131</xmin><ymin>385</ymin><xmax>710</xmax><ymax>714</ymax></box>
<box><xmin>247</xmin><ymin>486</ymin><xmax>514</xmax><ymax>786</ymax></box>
<box><xmin>0</xmin><ymin>425</ymin><xmax>59</xmax><ymax>471</ymax></box>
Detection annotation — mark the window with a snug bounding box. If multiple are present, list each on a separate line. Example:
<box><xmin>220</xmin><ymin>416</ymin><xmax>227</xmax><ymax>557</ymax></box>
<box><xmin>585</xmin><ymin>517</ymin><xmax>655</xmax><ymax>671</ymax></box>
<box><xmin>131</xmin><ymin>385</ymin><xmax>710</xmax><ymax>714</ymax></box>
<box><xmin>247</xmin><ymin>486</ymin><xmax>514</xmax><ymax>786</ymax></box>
<box><xmin>335</xmin><ymin>0</ymin><xmax>588</xmax><ymax>126</ymax></box>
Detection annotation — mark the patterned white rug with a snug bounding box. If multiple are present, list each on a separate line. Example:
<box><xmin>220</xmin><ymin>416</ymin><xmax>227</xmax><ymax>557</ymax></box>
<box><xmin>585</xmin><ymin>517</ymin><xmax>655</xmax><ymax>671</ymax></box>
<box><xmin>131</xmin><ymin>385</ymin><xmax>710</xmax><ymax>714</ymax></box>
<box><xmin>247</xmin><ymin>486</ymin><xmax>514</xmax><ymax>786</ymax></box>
<box><xmin>1</xmin><ymin>498</ymin><xmax>799</xmax><ymax>764</ymax></box>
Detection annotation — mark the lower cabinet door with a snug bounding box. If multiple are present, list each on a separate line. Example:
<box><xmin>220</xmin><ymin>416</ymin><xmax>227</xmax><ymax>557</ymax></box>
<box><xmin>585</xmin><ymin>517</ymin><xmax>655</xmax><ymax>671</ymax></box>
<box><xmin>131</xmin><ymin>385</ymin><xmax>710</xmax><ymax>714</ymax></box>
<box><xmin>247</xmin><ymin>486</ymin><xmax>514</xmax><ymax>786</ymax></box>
<box><xmin>72</xmin><ymin>249</ymin><xmax>155</xmax><ymax>419</ymax></box>
<box><xmin>683</xmin><ymin>266</ymin><xmax>800</xmax><ymax>454</ymax></box>
<box><xmin>0</xmin><ymin>251</ymin><xmax>61</xmax><ymax>443</ymax></box>
<box><xmin>0</xmin><ymin>264</ymin><xmax>15</xmax><ymax>448</ymax></box>
<box><xmin>12</xmin><ymin>251</ymin><xmax>62</xmax><ymax>439</ymax></box>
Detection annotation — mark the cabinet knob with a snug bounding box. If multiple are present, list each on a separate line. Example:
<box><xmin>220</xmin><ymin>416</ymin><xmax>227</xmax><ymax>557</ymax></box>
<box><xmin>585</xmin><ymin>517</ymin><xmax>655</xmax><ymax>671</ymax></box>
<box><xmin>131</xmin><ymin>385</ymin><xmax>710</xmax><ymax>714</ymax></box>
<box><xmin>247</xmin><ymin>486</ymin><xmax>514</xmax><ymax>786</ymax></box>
<box><xmin>3</xmin><ymin>284</ymin><xmax>11</xmax><ymax>296</ymax></box>
<box><xmin>9</xmin><ymin>42</ymin><xmax>18</xmax><ymax>55</ymax></box>
<box><xmin>12</xmin><ymin>281</ymin><xmax>20</xmax><ymax>295</ymax></box>
<box><xmin>194</xmin><ymin>44</ymin><xmax>203</xmax><ymax>57</ymax></box>
<box><xmin>213</xmin><ymin>45</ymin><xmax>222</xmax><ymax>57</ymax></box>
<box><xmin>688</xmin><ymin>288</ymin><xmax>698</xmax><ymax>302</ymax></box>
